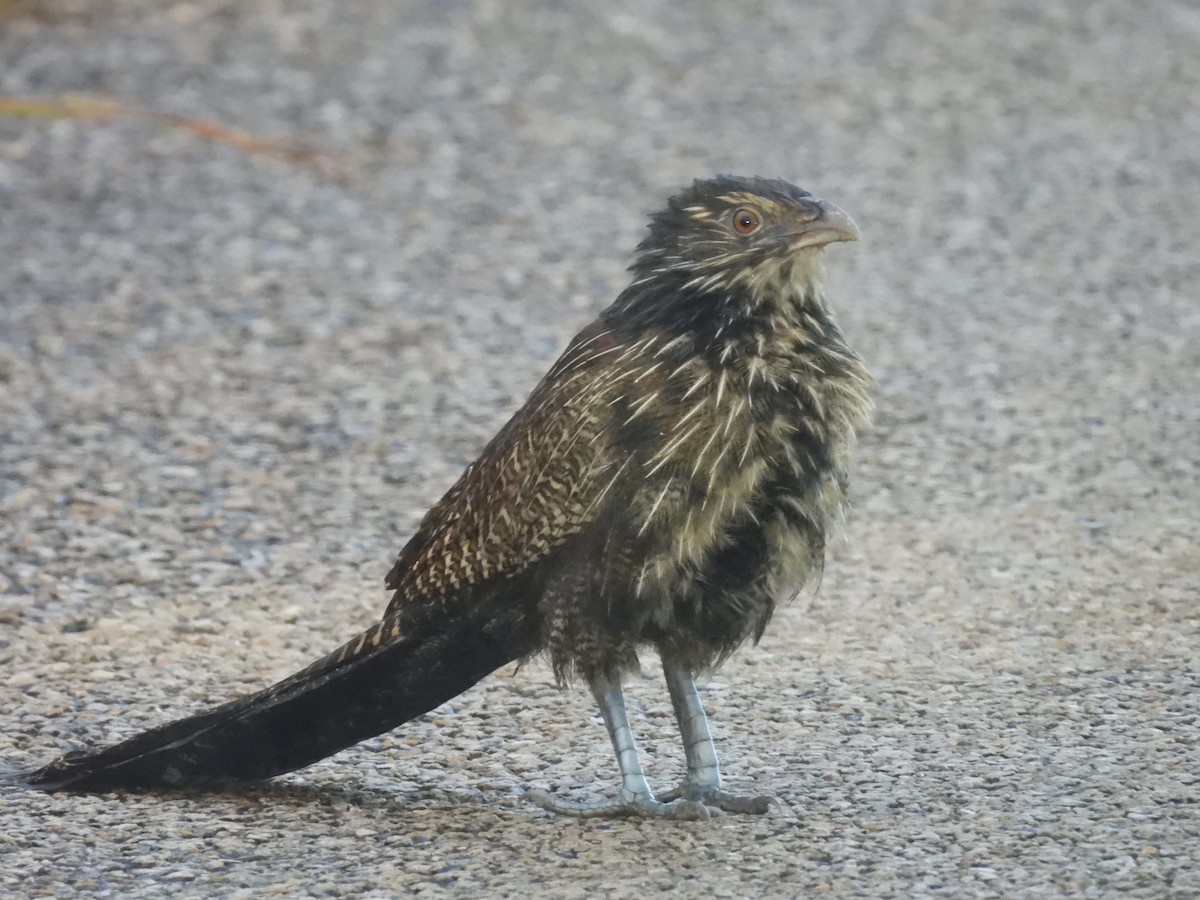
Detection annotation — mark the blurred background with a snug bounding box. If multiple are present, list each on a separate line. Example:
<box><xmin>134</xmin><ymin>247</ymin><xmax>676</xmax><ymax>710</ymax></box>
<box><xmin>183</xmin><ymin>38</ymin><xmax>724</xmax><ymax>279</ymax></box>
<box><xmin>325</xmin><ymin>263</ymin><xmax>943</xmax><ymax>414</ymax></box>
<box><xmin>1</xmin><ymin>1</ymin><xmax>1197</xmax><ymax>895</ymax></box>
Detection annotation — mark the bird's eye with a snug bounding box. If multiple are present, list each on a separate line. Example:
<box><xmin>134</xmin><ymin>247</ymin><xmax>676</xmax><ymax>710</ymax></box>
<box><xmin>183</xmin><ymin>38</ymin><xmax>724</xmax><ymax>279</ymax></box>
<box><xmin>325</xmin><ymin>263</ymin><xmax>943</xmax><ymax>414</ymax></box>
<box><xmin>732</xmin><ymin>207</ymin><xmax>762</xmax><ymax>235</ymax></box>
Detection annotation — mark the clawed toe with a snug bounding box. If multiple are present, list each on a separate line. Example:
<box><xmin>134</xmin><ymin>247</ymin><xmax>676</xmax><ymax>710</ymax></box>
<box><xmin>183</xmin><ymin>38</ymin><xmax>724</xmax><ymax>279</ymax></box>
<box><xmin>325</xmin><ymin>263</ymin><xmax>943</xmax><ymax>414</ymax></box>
<box><xmin>526</xmin><ymin>788</ymin><xmax>710</xmax><ymax>820</ymax></box>
<box><xmin>657</xmin><ymin>785</ymin><xmax>774</xmax><ymax>815</ymax></box>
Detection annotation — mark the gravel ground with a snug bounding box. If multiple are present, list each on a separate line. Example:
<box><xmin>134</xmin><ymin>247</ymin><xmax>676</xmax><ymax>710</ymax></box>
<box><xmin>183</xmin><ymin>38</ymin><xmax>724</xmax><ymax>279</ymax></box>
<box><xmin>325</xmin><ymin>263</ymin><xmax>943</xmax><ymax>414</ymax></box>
<box><xmin>1</xmin><ymin>1</ymin><xmax>1197</xmax><ymax>897</ymax></box>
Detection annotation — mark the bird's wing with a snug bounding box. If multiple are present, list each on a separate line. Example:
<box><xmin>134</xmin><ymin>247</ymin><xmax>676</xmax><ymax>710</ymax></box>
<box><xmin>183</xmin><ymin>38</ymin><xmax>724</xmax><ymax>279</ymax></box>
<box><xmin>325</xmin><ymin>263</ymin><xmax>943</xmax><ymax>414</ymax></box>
<box><xmin>384</xmin><ymin>320</ymin><xmax>644</xmax><ymax>616</ymax></box>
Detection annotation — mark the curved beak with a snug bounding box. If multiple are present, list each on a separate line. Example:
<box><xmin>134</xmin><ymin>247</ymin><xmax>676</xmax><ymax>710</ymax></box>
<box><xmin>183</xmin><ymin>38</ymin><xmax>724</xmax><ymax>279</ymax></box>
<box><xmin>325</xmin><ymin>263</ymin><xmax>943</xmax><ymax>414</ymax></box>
<box><xmin>789</xmin><ymin>199</ymin><xmax>860</xmax><ymax>250</ymax></box>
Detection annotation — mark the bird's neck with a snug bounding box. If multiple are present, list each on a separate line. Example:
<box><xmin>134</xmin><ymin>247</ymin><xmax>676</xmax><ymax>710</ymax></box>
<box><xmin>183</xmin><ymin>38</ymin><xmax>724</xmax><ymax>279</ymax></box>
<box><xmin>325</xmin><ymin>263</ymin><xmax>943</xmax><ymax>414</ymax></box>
<box><xmin>608</xmin><ymin>258</ymin><xmax>838</xmax><ymax>365</ymax></box>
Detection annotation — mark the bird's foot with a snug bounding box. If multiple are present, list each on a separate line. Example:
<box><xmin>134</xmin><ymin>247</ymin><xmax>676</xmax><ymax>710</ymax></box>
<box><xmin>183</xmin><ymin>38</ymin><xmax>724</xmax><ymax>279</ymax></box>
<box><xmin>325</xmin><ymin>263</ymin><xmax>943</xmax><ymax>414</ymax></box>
<box><xmin>525</xmin><ymin>787</ymin><xmax>710</xmax><ymax>820</ymax></box>
<box><xmin>657</xmin><ymin>783</ymin><xmax>774</xmax><ymax>815</ymax></box>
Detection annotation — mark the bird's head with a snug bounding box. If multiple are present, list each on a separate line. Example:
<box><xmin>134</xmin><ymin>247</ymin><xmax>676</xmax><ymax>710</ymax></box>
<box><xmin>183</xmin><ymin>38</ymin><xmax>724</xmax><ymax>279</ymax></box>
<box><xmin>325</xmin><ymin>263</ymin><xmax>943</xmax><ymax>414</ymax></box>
<box><xmin>629</xmin><ymin>175</ymin><xmax>859</xmax><ymax>310</ymax></box>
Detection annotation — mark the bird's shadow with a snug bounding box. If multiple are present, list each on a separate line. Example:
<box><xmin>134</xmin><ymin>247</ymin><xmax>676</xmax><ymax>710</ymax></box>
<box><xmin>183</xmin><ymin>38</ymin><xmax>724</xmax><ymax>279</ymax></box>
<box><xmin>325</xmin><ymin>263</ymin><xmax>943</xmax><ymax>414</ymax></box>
<box><xmin>1</xmin><ymin>758</ymin><xmax>513</xmax><ymax>814</ymax></box>
<box><xmin>194</xmin><ymin>777</ymin><xmax>486</xmax><ymax>811</ymax></box>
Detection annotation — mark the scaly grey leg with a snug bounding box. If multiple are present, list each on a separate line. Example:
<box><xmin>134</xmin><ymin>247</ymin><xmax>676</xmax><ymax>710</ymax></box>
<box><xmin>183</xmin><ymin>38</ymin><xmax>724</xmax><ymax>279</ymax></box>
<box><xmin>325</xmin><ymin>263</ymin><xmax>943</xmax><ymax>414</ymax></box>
<box><xmin>526</xmin><ymin>673</ymin><xmax>709</xmax><ymax>819</ymax></box>
<box><xmin>657</xmin><ymin>658</ymin><xmax>773</xmax><ymax>814</ymax></box>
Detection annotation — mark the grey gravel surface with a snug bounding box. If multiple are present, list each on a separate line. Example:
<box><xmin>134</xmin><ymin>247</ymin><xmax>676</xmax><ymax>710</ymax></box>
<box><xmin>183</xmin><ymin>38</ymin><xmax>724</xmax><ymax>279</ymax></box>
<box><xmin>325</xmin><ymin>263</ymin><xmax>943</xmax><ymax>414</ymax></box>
<box><xmin>1</xmin><ymin>1</ymin><xmax>1197</xmax><ymax>897</ymax></box>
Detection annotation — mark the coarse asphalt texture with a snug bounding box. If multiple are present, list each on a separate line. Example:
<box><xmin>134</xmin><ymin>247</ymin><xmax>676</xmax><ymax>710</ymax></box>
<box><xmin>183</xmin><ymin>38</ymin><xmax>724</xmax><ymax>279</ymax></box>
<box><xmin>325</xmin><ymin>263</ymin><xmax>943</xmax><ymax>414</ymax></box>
<box><xmin>1</xmin><ymin>1</ymin><xmax>1197</xmax><ymax>897</ymax></box>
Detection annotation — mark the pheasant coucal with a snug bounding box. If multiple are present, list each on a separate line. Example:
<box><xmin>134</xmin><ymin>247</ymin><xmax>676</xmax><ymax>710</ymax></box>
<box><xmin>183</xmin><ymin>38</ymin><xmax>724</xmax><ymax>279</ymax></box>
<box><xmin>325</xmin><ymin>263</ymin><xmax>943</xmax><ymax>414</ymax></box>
<box><xmin>19</xmin><ymin>175</ymin><xmax>872</xmax><ymax>820</ymax></box>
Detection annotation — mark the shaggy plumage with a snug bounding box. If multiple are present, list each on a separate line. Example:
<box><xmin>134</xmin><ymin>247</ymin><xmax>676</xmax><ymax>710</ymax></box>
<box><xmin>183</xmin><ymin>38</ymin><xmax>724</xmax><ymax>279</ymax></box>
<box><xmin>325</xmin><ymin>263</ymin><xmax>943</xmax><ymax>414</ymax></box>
<box><xmin>20</xmin><ymin>176</ymin><xmax>871</xmax><ymax>819</ymax></box>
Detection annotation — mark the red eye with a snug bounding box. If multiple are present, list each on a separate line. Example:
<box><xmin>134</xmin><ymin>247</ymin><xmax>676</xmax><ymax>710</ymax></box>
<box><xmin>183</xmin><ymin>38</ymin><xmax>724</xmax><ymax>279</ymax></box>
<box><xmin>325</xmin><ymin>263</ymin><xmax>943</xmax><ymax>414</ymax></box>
<box><xmin>732</xmin><ymin>207</ymin><xmax>761</xmax><ymax>234</ymax></box>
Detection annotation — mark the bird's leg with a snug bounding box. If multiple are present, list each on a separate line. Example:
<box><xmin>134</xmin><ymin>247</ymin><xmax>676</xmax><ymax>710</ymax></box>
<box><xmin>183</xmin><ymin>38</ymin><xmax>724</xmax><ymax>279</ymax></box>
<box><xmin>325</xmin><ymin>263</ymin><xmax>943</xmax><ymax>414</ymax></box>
<box><xmin>526</xmin><ymin>673</ymin><xmax>709</xmax><ymax>819</ymax></box>
<box><xmin>656</xmin><ymin>658</ymin><xmax>773</xmax><ymax>814</ymax></box>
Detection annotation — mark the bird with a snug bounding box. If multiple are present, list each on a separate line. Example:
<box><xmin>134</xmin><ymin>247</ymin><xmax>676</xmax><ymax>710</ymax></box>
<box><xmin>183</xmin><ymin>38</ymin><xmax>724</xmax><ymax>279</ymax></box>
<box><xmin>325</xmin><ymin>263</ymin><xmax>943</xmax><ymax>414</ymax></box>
<box><xmin>18</xmin><ymin>175</ymin><xmax>872</xmax><ymax>820</ymax></box>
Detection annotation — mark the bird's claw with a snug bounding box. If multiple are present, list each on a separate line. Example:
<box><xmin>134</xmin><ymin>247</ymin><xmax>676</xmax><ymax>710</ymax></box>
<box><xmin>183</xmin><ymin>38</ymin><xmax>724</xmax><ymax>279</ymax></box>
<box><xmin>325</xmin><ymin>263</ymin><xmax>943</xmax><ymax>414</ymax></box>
<box><xmin>656</xmin><ymin>784</ymin><xmax>774</xmax><ymax>815</ymax></box>
<box><xmin>525</xmin><ymin>788</ymin><xmax>710</xmax><ymax>820</ymax></box>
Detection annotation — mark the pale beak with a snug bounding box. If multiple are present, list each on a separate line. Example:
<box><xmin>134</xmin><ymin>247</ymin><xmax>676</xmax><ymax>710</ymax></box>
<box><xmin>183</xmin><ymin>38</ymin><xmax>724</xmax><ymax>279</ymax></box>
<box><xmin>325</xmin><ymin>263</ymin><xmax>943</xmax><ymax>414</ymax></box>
<box><xmin>789</xmin><ymin>199</ymin><xmax>860</xmax><ymax>250</ymax></box>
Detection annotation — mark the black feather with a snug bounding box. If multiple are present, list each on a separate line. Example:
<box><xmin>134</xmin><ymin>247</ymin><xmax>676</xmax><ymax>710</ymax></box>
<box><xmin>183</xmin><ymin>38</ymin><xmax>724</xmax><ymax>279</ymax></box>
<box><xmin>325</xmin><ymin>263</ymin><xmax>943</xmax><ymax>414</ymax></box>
<box><xmin>22</xmin><ymin>617</ymin><xmax>532</xmax><ymax>791</ymax></box>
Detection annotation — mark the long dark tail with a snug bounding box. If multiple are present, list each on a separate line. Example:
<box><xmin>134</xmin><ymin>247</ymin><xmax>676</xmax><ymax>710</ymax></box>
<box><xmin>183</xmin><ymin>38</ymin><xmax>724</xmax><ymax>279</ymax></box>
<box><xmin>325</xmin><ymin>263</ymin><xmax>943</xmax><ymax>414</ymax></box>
<box><xmin>20</xmin><ymin>613</ymin><xmax>533</xmax><ymax>792</ymax></box>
